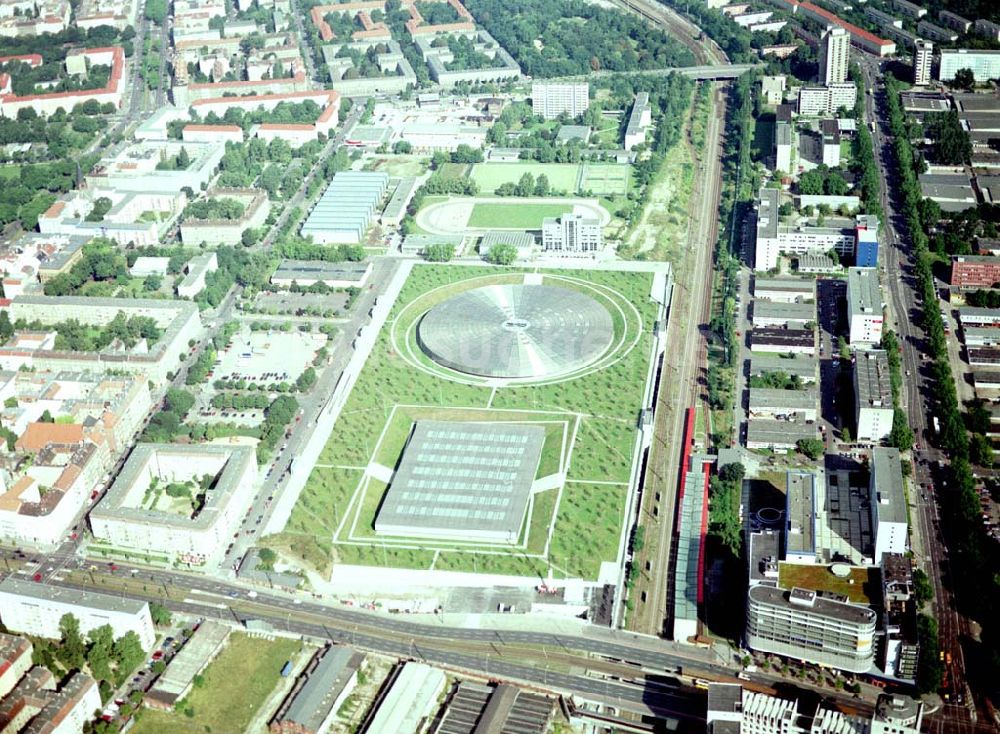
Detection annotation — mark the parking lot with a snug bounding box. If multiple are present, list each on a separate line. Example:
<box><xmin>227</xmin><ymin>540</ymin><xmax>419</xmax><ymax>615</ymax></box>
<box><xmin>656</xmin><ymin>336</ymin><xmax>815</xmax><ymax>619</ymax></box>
<box><xmin>214</xmin><ymin>330</ymin><xmax>327</xmax><ymax>384</ymax></box>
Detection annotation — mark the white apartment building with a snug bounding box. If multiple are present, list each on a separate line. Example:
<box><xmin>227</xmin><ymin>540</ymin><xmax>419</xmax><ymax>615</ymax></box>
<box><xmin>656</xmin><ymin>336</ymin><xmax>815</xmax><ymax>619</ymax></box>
<box><xmin>847</xmin><ymin>267</ymin><xmax>884</xmax><ymax>343</ymax></box>
<box><xmin>939</xmin><ymin>49</ymin><xmax>1000</xmax><ymax>82</ymax></box>
<box><xmin>818</xmin><ymin>26</ymin><xmax>850</xmax><ymax>85</ymax></box>
<box><xmin>541</xmin><ymin>207</ymin><xmax>603</xmax><ymax>255</ymax></box>
<box><xmin>760</xmin><ymin>75</ymin><xmax>786</xmax><ymax>105</ymax></box>
<box><xmin>854</xmin><ymin>350</ymin><xmax>894</xmax><ymax>443</ymax></box>
<box><xmin>531</xmin><ymin>81</ymin><xmax>589</xmax><ymax>120</ymax></box>
<box><xmin>797</xmin><ymin>83</ymin><xmax>857</xmax><ymax>116</ymax></box>
<box><xmin>913</xmin><ymin>39</ymin><xmax>933</xmax><ymax>85</ymax></box>
<box><xmin>90</xmin><ymin>444</ymin><xmax>258</xmax><ymax>566</ymax></box>
<box><xmin>0</xmin><ymin>577</ymin><xmax>155</xmax><ymax>650</ymax></box>
<box><xmin>871</xmin><ymin>448</ymin><xmax>908</xmax><ymax>563</ymax></box>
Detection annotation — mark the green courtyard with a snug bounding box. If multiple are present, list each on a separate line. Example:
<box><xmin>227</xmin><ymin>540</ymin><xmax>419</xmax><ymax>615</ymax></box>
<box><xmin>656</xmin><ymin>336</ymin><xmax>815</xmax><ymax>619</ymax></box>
<box><xmin>266</xmin><ymin>264</ymin><xmax>661</xmax><ymax>581</ymax></box>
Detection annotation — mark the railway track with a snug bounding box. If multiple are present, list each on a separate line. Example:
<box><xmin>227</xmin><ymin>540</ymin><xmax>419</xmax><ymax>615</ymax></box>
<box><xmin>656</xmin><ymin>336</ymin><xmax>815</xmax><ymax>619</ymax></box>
<box><xmin>628</xmin><ymin>83</ymin><xmax>727</xmax><ymax>637</ymax></box>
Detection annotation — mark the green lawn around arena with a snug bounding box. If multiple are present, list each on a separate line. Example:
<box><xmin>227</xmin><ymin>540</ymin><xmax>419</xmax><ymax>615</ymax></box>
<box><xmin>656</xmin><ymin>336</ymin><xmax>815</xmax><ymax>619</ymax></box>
<box><xmin>266</xmin><ymin>265</ymin><xmax>660</xmax><ymax>580</ymax></box>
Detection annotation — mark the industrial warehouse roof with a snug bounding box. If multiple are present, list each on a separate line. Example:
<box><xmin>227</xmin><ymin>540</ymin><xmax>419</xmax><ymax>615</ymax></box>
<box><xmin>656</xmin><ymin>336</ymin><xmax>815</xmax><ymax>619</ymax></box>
<box><xmin>753</xmin><ymin>277</ymin><xmax>816</xmax><ymax>297</ymax></box>
<box><xmin>148</xmin><ymin>622</ymin><xmax>230</xmax><ymax>705</ymax></box>
<box><xmin>854</xmin><ymin>350</ymin><xmax>893</xmax><ymax>409</ymax></box>
<box><xmin>434</xmin><ymin>681</ymin><xmax>554</xmax><ymax>734</ymax></box>
<box><xmin>300</xmin><ymin>171</ymin><xmax>388</xmax><ymax>237</ymax></box>
<box><xmin>752</xmin><ymin>327</ymin><xmax>815</xmax><ymax>348</ymax></box>
<box><xmin>374</xmin><ymin>421</ymin><xmax>544</xmax><ymax>544</ymax></box>
<box><xmin>871</xmin><ymin>447</ymin><xmax>907</xmax><ymax>526</ymax></box>
<box><xmin>363</xmin><ymin>662</ymin><xmax>445</xmax><ymax>734</ymax></box>
<box><xmin>277</xmin><ymin>646</ymin><xmax>364</xmax><ymax>732</ymax></box>
<box><xmin>753</xmin><ymin>300</ymin><xmax>816</xmax><ymax>323</ymax></box>
<box><xmin>786</xmin><ymin>471</ymin><xmax>816</xmax><ymax>559</ymax></box>
<box><xmin>749</xmin><ymin>387</ymin><xmax>819</xmax><ymax>411</ymax></box>
<box><xmin>746</xmin><ymin>417</ymin><xmax>818</xmax><ymax>446</ymax></box>
<box><xmin>749</xmin><ymin>353</ymin><xmax>817</xmax><ymax>381</ymax></box>
<box><xmin>958</xmin><ymin>306</ymin><xmax>1000</xmax><ymax>323</ymax></box>
<box><xmin>272</xmin><ymin>259</ymin><xmax>371</xmax><ymax>283</ymax></box>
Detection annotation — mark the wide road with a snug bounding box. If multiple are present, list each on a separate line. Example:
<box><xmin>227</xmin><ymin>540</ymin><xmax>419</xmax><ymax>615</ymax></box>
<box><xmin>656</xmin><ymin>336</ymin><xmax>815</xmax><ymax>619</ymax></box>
<box><xmin>10</xmin><ymin>557</ymin><xmax>883</xmax><ymax>723</ymax></box>
<box><xmin>855</xmin><ymin>56</ymin><xmax>979</xmax><ymax>734</ymax></box>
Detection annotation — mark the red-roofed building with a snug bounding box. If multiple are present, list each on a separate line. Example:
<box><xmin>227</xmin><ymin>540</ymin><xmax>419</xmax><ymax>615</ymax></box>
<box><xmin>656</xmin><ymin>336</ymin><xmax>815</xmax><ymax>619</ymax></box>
<box><xmin>0</xmin><ymin>47</ymin><xmax>125</xmax><ymax>118</ymax></box>
<box><xmin>182</xmin><ymin>123</ymin><xmax>245</xmax><ymax>143</ymax></box>
<box><xmin>191</xmin><ymin>90</ymin><xmax>341</xmax><ymax>140</ymax></box>
<box><xmin>767</xmin><ymin>0</ymin><xmax>896</xmax><ymax>55</ymax></box>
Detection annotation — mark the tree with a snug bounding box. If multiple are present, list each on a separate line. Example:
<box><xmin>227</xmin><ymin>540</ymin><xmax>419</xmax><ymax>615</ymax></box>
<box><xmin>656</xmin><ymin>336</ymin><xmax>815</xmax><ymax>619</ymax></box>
<box><xmin>796</xmin><ymin>438</ymin><xmax>824</xmax><ymax>460</ymax></box>
<box><xmin>149</xmin><ymin>602</ymin><xmax>172</xmax><ymax>626</ymax></box>
<box><xmin>58</xmin><ymin>614</ymin><xmax>86</xmax><ymax>670</ymax></box>
<box><xmin>533</xmin><ymin>173</ymin><xmax>550</xmax><ymax>196</ymax></box>
<box><xmin>0</xmin><ymin>311</ymin><xmax>12</xmax><ymax>343</ymax></box>
<box><xmin>888</xmin><ymin>409</ymin><xmax>915</xmax><ymax>451</ymax></box>
<box><xmin>392</xmin><ymin>140</ymin><xmax>413</xmax><ymax>154</ymax></box>
<box><xmin>718</xmin><ymin>462</ymin><xmax>745</xmax><ymax>484</ymax></box>
<box><xmin>143</xmin><ymin>274</ymin><xmax>163</xmax><ymax>292</ymax></box>
<box><xmin>112</xmin><ymin>632</ymin><xmax>146</xmax><ymax>682</ymax></box>
<box><xmin>912</xmin><ymin>568</ymin><xmax>933</xmax><ymax>605</ymax></box>
<box><xmin>258</xmin><ymin>547</ymin><xmax>277</xmax><ymax>570</ymax></box>
<box><xmin>177</xmin><ymin>146</ymin><xmax>191</xmax><ymax>169</ymax></box>
<box><xmin>40</xmin><ymin>409</ymin><xmax>54</xmax><ymax>423</ymax></box>
<box><xmin>485</xmin><ymin>243</ymin><xmax>518</xmax><ymax>265</ymax></box>
<box><xmin>951</xmin><ymin>67</ymin><xmax>975</xmax><ymax>92</ymax></box>
<box><xmin>423</xmin><ymin>243</ymin><xmax>456</xmax><ymax>262</ymax></box>
<box><xmin>970</xmin><ymin>433</ymin><xmax>994</xmax><ymax>467</ymax></box>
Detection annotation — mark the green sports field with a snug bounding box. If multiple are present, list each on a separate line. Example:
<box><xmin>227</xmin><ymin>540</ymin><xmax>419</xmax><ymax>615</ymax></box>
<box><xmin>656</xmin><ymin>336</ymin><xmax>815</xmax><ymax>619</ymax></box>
<box><xmin>470</xmin><ymin>162</ymin><xmax>580</xmax><ymax>193</ymax></box>
<box><xmin>467</xmin><ymin>202</ymin><xmax>575</xmax><ymax>229</ymax></box>
<box><xmin>266</xmin><ymin>265</ymin><xmax>661</xmax><ymax>581</ymax></box>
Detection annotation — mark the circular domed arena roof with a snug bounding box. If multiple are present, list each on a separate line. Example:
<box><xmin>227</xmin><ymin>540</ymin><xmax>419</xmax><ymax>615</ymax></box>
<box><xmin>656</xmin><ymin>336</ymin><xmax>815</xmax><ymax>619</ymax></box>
<box><xmin>417</xmin><ymin>284</ymin><xmax>614</xmax><ymax>380</ymax></box>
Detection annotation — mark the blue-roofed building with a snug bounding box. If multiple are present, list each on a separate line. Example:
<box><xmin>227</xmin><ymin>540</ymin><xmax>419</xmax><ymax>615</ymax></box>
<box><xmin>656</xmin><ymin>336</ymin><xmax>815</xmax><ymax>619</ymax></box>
<box><xmin>300</xmin><ymin>171</ymin><xmax>389</xmax><ymax>244</ymax></box>
<box><xmin>856</xmin><ymin>221</ymin><xmax>879</xmax><ymax>267</ymax></box>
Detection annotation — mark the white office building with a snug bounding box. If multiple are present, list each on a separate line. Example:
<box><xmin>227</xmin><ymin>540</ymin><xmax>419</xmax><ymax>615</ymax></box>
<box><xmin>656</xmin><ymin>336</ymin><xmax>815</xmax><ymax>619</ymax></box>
<box><xmin>531</xmin><ymin>81</ymin><xmax>589</xmax><ymax>120</ymax></box>
<box><xmin>541</xmin><ymin>207</ymin><xmax>603</xmax><ymax>255</ymax></box>
<box><xmin>939</xmin><ymin>49</ymin><xmax>1000</xmax><ymax>83</ymax></box>
<box><xmin>913</xmin><ymin>39</ymin><xmax>933</xmax><ymax>85</ymax></box>
<box><xmin>871</xmin><ymin>448</ymin><xmax>908</xmax><ymax>563</ymax></box>
<box><xmin>754</xmin><ymin>188</ymin><xmax>856</xmax><ymax>272</ymax></box>
<box><xmin>854</xmin><ymin>350</ymin><xmax>894</xmax><ymax>443</ymax></box>
<box><xmin>848</xmin><ymin>267</ymin><xmax>884</xmax><ymax>344</ymax></box>
<box><xmin>0</xmin><ymin>577</ymin><xmax>155</xmax><ymax>650</ymax></box>
<box><xmin>818</xmin><ymin>26</ymin><xmax>851</xmax><ymax>85</ymax></box>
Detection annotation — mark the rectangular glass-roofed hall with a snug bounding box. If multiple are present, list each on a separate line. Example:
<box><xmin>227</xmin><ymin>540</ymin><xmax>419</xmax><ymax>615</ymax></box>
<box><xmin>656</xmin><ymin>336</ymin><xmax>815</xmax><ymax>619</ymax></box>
<box><xmin>374</xmin><ymin>420</ymin><xmax>545</xmax><ymax>544</ymax></box>
<box><xmin>300</xmin><ymin>171</ymin><xmax>389</xmax><ymax>244</ymax></box>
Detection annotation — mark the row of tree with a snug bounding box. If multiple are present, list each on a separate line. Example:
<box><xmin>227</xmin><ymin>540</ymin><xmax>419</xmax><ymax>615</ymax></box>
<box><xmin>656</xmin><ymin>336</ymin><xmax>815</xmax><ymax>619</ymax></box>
<box><xmin>463</xmin><ymin>0</ymin><xmax>695</xmax><ymax>77</ymax></box>
<box><xmin>883</xmin><ymin>73</ymin><xmax>992</xmax><ymax>694</ymax></box>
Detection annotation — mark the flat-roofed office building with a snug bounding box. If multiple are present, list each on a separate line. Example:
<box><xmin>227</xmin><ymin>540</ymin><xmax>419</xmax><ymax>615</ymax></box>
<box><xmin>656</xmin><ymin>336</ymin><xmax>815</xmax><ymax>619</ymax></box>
<box><xmin>854</xmin><ymin>350</ymin><xmax>894</xmax><ymax>443</ymax></box>
<box><xmin>746</xmin><ymin>585</ymin><xmax>877</xmax><ymax>672</ymax></box>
